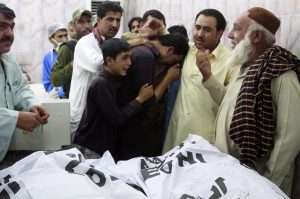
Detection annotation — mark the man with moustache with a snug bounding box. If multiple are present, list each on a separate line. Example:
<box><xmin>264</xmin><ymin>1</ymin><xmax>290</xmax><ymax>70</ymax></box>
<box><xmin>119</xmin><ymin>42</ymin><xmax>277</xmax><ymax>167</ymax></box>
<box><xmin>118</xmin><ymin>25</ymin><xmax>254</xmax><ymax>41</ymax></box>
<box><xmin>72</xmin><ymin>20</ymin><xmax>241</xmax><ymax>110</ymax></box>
<box><xmin>163</xmin><ymin>9</ymin><xmax>230</xmax><ymax>152</ymax></box>
<box><xmin>69</xmin><ymin>1</ymin><xmax>123</xmax><ymax>137</ymax></box>
<box><xmin>198</xmin><ymin>7</ymin><xmax>300</xmax><ymax>196</ymax></box>
<box><xmin>128</xmin><ymin>16</ymin><xmax>143</xmax><ymax>33</ymax></box>
<box><xmin>0</xmin><ymin>4</ymin><xmax>49</xmax><ymax>161</ymax></box>
<box><xmin>51</xmin><ymin>9</ymin><xmax>93</xmax><ymax>98</ymax></box>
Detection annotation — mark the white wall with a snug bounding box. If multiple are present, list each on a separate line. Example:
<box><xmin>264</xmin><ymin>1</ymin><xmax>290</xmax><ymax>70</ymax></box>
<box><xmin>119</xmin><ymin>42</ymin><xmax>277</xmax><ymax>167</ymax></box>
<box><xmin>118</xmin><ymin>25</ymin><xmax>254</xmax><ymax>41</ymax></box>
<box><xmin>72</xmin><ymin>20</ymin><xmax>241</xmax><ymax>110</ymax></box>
<box><xmin>2</xmin><ymin>0</ymin><xmax>300</xmax><ymax>82</ymax></box>
<box><xmin>123</xmin><ymin>0</ymin><xmax>300</xmax><ymax>57</ymax></box>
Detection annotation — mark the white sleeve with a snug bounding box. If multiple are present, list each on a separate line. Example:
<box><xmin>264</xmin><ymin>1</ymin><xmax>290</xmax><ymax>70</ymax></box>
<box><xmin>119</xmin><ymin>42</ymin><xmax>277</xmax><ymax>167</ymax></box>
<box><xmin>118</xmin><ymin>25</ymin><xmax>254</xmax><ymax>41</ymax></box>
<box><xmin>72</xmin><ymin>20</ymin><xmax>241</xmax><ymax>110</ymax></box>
<box><xmin>263</xmin><ymin>70</ymin><xmax>300</xmax><ymax>186</ymax></box>
<box><xmin>0</xmin><ymin>108</ymin><xmax>18</xmax><ymax>161</ymax></box>
<box><xmin>74</xmin><ymin>36</ymin><xmax>104</xmax><ymax>73</ymax></box>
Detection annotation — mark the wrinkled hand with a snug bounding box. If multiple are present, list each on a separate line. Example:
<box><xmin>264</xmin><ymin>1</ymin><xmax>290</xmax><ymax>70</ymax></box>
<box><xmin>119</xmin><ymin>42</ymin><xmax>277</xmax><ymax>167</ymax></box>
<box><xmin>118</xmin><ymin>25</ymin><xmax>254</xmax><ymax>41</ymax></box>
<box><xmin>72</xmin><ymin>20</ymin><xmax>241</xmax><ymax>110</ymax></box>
<box><xmin>165</xmin><ymin>63</ymin><xmax>181</xmax><ymax>83</ymax></box>
<box><xmin>16</xmin><ymin>112</ymin><xmax>42</xmax><ymax>132</ymax></box>
<box><xmin>31</xmin><ymin>105</ymin><xmax>49</xmax><ymax>124</ymax></box>
<box><xmin>196</xmin><ymin>49</ymin><xmax>211</xmax><ymax>81</ymax></box>
<box><xmin>136</xmin><ymin>83</ymin><xmax>154</xmax><ymax>103</ymax></box>
<box><xmin>141</xmin><ymin>38</ymin><xmax>153</xmax><ymax>48</ymax></box>
<box><xmin>139</xmin><ymin>18</ymin><xmax>165</xmax><ymax>38</ymax></box>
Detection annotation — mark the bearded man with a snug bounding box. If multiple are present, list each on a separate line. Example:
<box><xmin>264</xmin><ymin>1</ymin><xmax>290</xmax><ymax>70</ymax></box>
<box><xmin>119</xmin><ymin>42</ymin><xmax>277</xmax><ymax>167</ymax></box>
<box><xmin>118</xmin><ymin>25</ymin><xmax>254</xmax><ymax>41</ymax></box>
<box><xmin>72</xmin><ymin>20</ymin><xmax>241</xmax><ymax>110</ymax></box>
<box><xmin>197</xmin><ymin>7</ymin><xmax>300</xmax><ymax>196</ymax></box>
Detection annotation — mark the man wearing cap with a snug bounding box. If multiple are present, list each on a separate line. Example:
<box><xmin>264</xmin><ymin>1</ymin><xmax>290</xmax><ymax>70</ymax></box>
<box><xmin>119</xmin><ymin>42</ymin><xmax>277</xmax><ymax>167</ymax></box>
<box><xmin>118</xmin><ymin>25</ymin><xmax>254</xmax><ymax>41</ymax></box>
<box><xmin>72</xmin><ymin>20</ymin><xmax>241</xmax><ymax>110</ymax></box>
<box><xmin>0</xmin><ymin>4</ymin><xmax>49</xmax><ymax>161</ymax></box>
<box><xmin>197</xmin><ymin>7</ymin><xmax>300</xmax><ymax>195</ymax></box>
<box><xmin>42</xmin><ymin>23</ymin><xmax>67</xmax><ymax>98</ymax></box>
<box><xmin>50</xmin><ymin>9</ymin><xmax>92</xmax><ymax>98</ymax></box>
<box><xmin>69</xmin><ymin>1</ymin><xmax>123</xmax><ymax>137</ymax></box>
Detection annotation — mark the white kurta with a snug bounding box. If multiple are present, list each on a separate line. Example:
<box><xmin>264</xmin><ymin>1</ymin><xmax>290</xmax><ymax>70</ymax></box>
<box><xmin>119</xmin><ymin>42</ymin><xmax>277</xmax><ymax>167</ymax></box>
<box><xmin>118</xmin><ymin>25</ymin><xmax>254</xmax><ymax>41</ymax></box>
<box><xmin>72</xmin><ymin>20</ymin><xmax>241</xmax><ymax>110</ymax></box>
<box><xmin>204</xmin><ymin>65</ymin><xmax>300</xmax><ymax>195</ymax></box>
<box><xmin>163</xmin><ymin>42</ymin><xmax>229</xmax><ymax>152</ymax></box>
<box><xmin>69</xmin><ymin>33</ymin><xmax>104</xmax><ymax>135</ymax></box>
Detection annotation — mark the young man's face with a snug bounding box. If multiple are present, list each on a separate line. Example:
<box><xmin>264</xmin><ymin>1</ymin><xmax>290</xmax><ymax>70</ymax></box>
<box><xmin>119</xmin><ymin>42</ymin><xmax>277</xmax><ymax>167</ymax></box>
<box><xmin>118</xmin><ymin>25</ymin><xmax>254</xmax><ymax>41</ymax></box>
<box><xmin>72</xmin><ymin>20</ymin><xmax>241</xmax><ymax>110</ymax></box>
<box><xmin>50</xmin><ymin>29</ymin><xmax>68</xmax><ymax>47</ymax></box>
<box><xmin>97</xmin><ymin>11</ymin><xmax>122</xmax><ymax>39</ymax></box>
<box><xmin>130</xmin><ymin>20</ymin><xmax>142</xmax><ymax>33</ymax></box>
<box><xmin>74</xmin><ymin>15</ymin><xmax>93</xmax><ymax>38</ymax></box>
<box><xmin>107</xmin><ymin>51</ymin><xmax>132</xmax><ymax>76</ymax></box>
<box><xmin>193</xmin><ymin>14</ymin><xmax>223</xmax><ymax>52</ymax></box>
<box><xmin>157</xmin><ymin>45</ymin><xmax>184</xmax><ymax>66</ymax></box>
<box><xmin>0</xmin><ymin>12</ymin><xmax>14</xmax><ymax>54</ymax></box>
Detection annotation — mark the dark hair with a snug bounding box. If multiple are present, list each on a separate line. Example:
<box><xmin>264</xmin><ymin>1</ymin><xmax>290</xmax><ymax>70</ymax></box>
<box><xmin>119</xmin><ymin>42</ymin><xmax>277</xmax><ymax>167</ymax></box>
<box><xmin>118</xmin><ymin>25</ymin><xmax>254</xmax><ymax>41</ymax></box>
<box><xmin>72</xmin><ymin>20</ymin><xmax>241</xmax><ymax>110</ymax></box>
<box><xmin>142</xmin><ymin>9</ymin><xmax>166</xmax><ymax>26</ymax></box>
<box><xmin>102</xmin><ymin>38</ymin><xmax>131</xmax><ymax>65</ymax></box>
<box><xmin>168</xmin><ymin>25</ymin><xmax>188</xmax><ymax>39</ymax></box>
<box><xmin>0</xmin><ymin>3</ymin><xmax>15</xmax><ymax>19</ymax></box>
<box><xmin>157</xmin><ymin>34</ymin><xmax>189</xmax><ymax>57</ymax></box>
<box><xmin>127</xmin><ymin>16</ymin><xmax>142</xmax><ymax>31</ymax></box>
<box><xmin>97</xmin><ymin>1</ymin><xmax>123</xmax><ymax>18</ymax></box>
<box><xmin>195</xmin><ymin>9</ymin><xmax>226</xmax><ymax>31</ymax></box>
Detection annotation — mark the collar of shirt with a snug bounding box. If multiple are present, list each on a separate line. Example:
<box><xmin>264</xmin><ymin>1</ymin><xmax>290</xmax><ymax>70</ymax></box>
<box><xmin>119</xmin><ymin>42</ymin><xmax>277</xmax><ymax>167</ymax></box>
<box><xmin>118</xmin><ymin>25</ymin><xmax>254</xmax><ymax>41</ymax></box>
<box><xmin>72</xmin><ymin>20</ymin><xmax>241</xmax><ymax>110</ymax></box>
<box><xmin>101</xmin><ymin>68</ymin><xmax>121</xmax><ymax>89</ymax></box>
<box><xmin>209</xmin><ymin>42</ymin><xmax>225</xmax><ymax>61</ymax></box>
<box><xmin>236</xmin><ymin>64</ymin><xmax>250</xmax><ymax>79</ymax></box>
<box><xmin>51</xmin><ymin>49</ymin><xmax>58</xmax><ymax>61</ymax></box>
<box><xmin>190</xmin><ymin>42</ymin><xmax>224</xmax><ymax>61</ymax></box>
<box><xmin>149</xmin><ymin>46</ymin><xmax>160</xmax><ymax>60</ymax></box>
<box><xmin>92</xmin><ymin>28</ymin><xmax>104</xmax><ymax>47</ymax></box>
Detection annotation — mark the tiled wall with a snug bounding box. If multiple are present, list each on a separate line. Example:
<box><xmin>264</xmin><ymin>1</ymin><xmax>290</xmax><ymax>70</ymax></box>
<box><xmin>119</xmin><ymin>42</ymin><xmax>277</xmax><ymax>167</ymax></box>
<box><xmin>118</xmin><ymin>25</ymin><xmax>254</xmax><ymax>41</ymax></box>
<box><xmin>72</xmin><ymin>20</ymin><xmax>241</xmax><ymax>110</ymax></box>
<box><xmin>3</xmin><ymin>0</ymin><xmax>300</xmax><ymax>82</ymax></box>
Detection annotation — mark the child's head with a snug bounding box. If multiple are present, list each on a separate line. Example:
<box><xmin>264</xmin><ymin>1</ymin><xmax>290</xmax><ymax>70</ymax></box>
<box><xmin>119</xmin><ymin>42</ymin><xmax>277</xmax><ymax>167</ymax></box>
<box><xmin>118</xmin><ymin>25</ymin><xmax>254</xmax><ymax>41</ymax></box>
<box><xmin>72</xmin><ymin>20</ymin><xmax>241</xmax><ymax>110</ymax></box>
<box><xmin>102</xmin><ymin>38</ymin><xmax>132</xmax><ymax>76</ymax></box>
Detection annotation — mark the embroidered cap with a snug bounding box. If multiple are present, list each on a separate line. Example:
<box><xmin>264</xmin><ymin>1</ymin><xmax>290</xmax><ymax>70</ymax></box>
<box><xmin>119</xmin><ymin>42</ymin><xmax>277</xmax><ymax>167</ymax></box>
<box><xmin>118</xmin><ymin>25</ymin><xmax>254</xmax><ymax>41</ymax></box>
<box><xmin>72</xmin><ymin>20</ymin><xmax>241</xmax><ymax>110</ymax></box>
<box><xmin>248</xmin><ymin>7</ymin><xmax>280</xmax><ymax>35</ymax></box>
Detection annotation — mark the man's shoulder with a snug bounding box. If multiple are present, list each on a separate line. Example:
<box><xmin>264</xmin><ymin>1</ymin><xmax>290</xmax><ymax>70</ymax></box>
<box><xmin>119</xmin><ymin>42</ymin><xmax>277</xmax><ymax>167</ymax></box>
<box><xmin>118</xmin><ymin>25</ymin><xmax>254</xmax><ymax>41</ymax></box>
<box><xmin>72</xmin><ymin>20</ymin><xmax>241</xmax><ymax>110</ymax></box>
<box><xmin>274</xmin><ymin>69</ymin><xmax>299</xmax><ymax>83</ymax></box>
<box><xmin>61</xmin><ymin>39</ymin><xmax>78</xmax><ymax>50</ymax></box>
<box><xmin>132</xmin><ymin>46</ymin><xmax>157</xmax><ymax>59</ymax></box>
<box><xmin>77</xmin><ymin>33</ymin><xmax>95</xmax><ymax>45</ymax></box>
<box><xmin>43</xmin><ymin>50</ymin><xmax>54</xmax><ymax>59</ymax></box>
<box><xmin>75</xmin><ymin>33</ymin><xmax>99</xmax><ymax>52</ymax></box>
<box><xmin>90</xmin><ymin>74</ymin><xmax>107</xmax><ymax>89</ymax></box>
<box><xmin>1</xmin><ymin>53</ymin><xmax>18</xmax><ymax>66</ymax></box>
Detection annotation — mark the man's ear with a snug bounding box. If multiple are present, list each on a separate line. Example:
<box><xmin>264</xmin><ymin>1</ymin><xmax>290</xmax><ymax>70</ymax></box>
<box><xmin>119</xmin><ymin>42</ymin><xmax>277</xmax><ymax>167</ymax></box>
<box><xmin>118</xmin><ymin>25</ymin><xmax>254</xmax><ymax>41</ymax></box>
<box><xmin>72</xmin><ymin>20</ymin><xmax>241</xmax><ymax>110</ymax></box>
<box><xmin>252</xmin><ymin>30</ymin><xmax>264</xmax><ymax>43</ymax></box>
<box><xmin>167</xmin><ymin>46</ymin><xmax>174</xmax><ymax>54</ymax></box>
<box><xmin>48</xmin><ymin>37</ymin><xmax>56</xmax><ymax>46</ymax></box>
<box><xmin>216</xmin><ymin>30</ymin><xmax>224</xmax><ymax>40</ymax></box>
<box><xmin>97</xmin><ymin>17</ymin><xmax>102</xmax><ymax>24</ymax></box>
<box><xmin>106</xmin><ymin>57</ymin><xmax>113</xmax><ymax>66</ymax></box>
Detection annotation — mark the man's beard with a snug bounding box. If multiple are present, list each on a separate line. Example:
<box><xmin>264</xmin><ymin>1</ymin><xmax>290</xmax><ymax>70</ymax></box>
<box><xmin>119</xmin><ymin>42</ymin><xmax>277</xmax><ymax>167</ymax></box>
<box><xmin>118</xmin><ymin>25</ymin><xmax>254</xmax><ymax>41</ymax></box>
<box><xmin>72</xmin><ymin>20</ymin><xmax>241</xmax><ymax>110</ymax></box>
<box><xmin>225</xmin><ymin>36</ymin><xmax>255</xmax><ymax>68</ymax></box>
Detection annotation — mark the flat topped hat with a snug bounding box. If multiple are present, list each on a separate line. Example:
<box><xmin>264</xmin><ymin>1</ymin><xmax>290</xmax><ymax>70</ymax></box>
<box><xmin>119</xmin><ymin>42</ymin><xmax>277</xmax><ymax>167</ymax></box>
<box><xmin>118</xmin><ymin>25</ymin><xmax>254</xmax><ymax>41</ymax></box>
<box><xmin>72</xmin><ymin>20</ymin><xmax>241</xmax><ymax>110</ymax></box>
<box><xmin>248</xmin><ymin>7</ymin><xmax>280</xmax><ymax>35</ymax></box>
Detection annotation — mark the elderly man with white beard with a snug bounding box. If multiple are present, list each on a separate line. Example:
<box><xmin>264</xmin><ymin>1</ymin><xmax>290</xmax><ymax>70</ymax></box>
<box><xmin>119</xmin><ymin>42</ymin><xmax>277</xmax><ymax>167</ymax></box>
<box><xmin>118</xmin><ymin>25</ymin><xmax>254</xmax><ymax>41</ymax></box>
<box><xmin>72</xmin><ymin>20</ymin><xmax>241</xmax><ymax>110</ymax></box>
<box><xmin>197</xmin><ymin>7</ymin><xmax>300</xmax><ymax>196</ymax></box>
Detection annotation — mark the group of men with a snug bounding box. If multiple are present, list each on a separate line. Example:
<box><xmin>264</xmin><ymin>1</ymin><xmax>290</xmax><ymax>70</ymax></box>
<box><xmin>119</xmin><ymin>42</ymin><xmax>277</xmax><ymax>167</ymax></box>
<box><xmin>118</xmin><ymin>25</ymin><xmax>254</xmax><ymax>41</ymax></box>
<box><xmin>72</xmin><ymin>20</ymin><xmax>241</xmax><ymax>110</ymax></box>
<box><xmin>0</xmin><ymin>1</ymin><xmax>299</xmax><ymax>197</ymax></box>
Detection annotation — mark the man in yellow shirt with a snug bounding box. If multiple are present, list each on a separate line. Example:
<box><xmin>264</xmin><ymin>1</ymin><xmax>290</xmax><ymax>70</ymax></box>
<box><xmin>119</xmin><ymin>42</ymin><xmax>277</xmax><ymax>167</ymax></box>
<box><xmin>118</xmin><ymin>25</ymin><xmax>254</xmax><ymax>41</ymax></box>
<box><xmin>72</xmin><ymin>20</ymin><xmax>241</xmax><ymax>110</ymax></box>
<box><xmin>163</xmin><ymin>9</ymin><xmax>230</xmax><ymax>152</ymax></box>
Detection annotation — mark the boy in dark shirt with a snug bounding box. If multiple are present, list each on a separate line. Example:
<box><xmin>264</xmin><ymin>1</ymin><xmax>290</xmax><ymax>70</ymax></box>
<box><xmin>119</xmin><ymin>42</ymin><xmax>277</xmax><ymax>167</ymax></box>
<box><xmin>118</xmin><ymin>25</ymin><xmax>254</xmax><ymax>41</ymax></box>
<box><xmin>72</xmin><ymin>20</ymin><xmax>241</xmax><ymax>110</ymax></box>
<box><xmin>73</xmin><ymin>38</ymin><xmax>153</xmax><ymax>161</ymax></box>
